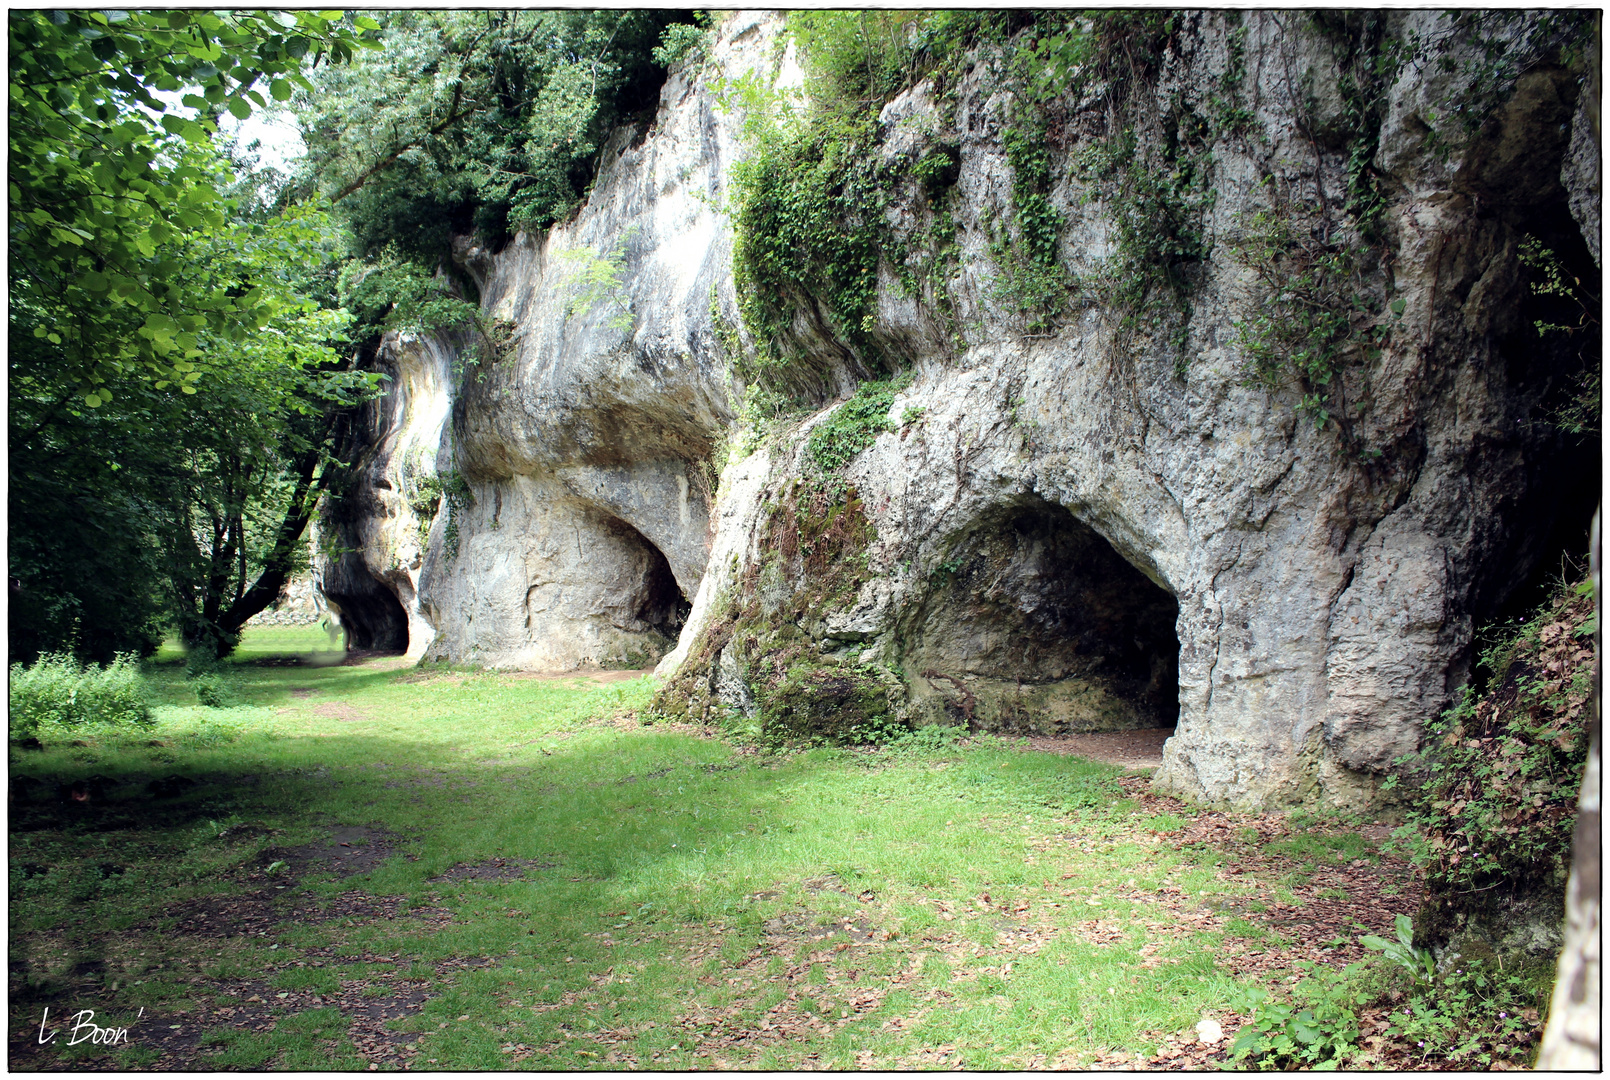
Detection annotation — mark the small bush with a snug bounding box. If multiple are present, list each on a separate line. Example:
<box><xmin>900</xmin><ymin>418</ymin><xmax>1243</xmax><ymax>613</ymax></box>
<box><xmin>190</xmin><ymin>673</ymin><xmax>230</xmax><ymax>709</ymax></box>
<box><xmin>805</xmin><ymin>379</ymin><xmax>900</xmax><ymax>473</ymax></box>
<box><xmin>1230</xmin><ymin>961</ymin><xmax>1369</xmax><ymax>1069</ymax></box>
<box><xmin>653</xmin><ymin>20</ymin><xmax>709</xmax><ymax>70</ymax></box>
<box><xmin>9</xmin><ymin>653</ymin><xmax>153</xmax><ymax>742</ymax></box>
<box><xmin>1387</xmin><ymin>573</ymin><xmax>1594</xmax><ymax>896</ymax></box>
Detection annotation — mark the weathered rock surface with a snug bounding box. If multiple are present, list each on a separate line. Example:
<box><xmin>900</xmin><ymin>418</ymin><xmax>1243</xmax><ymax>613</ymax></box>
<box><xmin>324</xmin><ymin>12</ymin><xmax>1597</xmax><ymax>808</ymax></box>
<box><xmin>318</xmin><ymin>17</ymin><xmax>799</xmax><ymax>669</ymax></box>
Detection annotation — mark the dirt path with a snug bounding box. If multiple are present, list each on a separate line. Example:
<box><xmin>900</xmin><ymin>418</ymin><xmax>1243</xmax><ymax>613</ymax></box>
<box><xmin>1018</xmin><ymin>727</ymin><xmax>1173</xmax><ymax>769</ymax></box>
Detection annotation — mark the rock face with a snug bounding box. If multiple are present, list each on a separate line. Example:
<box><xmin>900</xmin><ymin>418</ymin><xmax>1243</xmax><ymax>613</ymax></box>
<box><xmin>318</xmin><ymin>14</ymin><xmax>798</xmax><ymax>670</ymax></box>
<box><xmin>323</xmin><ymin>12</ymin><xmax>1598</xmax><ymax>809</ymax></box>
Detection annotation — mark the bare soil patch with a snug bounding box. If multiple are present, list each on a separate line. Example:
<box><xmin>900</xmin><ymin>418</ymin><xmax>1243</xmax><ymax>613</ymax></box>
<box><xmin>502</xmin><ymin>667</ymin><xmax>656</xmax><ymax>684</ymax></box>
<box><xmin>257</xmin><ymin>825</ymin><xmax>406</xmax><ymax>879</ymax></box>
<box><xmin>427</xmin><ymin>857</ymin><xmax>555</xmax><ymax>883</ymax></box>
<box><xmin>311</xmin><ymin>702</ymin><xmax>369</xmax><ymax>723</ymax></box>
<box><xmin>1018</xmin><ymin>727</ymin><xmax>1173</xmax><ymax>769</ymax></box>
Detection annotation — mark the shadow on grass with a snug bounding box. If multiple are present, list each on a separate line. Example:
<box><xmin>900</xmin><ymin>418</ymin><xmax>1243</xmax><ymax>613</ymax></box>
<box><xmin>10</xmin><ymin>700</ymin><xmax>1134</xmax><ymax>1069</ymax></box>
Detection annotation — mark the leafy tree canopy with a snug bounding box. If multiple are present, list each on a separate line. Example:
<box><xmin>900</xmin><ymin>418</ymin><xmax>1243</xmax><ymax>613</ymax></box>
<box><xmin>8</xmin><ymin>9</ymin><xmax>380</xmax><ymax>415</ymax></box>
<box><xmin>9</xmin><ymin>9</ymin><xmax>383</xmax><ymax>662</ymax></box>
<box><xmin>293</xmin><ymin>9</ymin><xmax>685</xmax><ymax>269</ymax></box>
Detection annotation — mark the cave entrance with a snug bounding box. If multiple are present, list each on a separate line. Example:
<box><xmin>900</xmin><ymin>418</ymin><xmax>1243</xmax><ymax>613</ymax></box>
<box><xmin>599</xmin><ymin>516</ymin><xmax>691</xmax><ymax>642</ymax></box>
<box><xmin>902</xmin><ymin>499</ymin><xmax>1179</xmax><ymax>734</ymax></box>
<box><xmin>322</xmin><ymin>552</ymin><xmax>409</xmax><ymax>654</ymax></box>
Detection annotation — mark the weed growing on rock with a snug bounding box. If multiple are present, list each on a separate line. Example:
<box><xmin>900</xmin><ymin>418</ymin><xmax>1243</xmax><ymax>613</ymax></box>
<box><xmin>436</xmin><ymin>471</ymin><xmax>474</xmax><ymax>560</ymax></box>
<box><xmin>805</xmin><ymin>379</ymin><xmax>902</xmax><ymax>475</ymax></box>
<box><xmin>1227</xmin><ymin>199</ymin><xmax>1400</xmax><ymax>433</ymax></box>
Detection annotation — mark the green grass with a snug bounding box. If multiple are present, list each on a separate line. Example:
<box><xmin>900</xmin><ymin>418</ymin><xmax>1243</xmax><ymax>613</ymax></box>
<box><xmin>6</xmin><ymin>626</ymin><xmax>1338</xmax><ymax>1068</ymax></box>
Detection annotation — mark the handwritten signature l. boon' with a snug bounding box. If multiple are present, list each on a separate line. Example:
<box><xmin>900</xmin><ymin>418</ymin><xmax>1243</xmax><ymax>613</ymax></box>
<box><xmin>37</xmin><ymin>1006</ymin><xmax>143</xmax><ymax>1046</ymax></box>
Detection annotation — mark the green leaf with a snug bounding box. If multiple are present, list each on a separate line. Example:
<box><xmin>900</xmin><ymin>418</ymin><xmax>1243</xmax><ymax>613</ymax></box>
<box><xmin>226</xmin><ymin>96</ymin><xmax>251</xmax><ymax>120</ymax></box>
<box><xmin>269</xmin><ymin>78</ymin><xmax>291</xmax><ymax>101</ymax></box>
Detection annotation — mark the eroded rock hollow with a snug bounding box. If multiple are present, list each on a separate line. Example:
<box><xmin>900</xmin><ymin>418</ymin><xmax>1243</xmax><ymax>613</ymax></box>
<box><xmin>320</xmin><ymin>11</ymin><xmax>1599</xmax><ymax>809</ymax></box>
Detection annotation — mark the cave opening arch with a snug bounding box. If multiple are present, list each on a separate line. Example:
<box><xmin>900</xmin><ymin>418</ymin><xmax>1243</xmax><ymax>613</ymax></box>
<box><xmin>901</xmin><ymin>497</ymin><xmax>1180</xmax><ymax>735</ymax></box>
<box><xmin>596</xmin><ymin>513</ymin><xmax>692</xmax><ymax>645</ymax></box>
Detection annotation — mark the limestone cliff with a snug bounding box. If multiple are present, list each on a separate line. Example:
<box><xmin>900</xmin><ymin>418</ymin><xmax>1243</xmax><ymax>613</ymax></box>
<box><xmin>321</xmin><ymin>11</ymin><xmax>1599</xmax><ymax>810</ymax></box>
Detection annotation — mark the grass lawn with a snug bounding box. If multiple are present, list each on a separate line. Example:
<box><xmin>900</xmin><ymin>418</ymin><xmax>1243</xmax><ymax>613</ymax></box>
<box><xmin>10</xmin><ymin>627</ymin><xmax>1445</xmax><ymax>1069</ymax></box>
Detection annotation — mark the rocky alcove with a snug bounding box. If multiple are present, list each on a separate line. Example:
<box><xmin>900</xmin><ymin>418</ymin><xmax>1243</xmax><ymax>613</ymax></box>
<box><xmin>320</xmin><ymin>552</ymin><xmax>409</xmax><ymax>654</ymax></box>
<box><xmin>600</xmin><ymin>516</ymin><xmax>691</xmax><ymax>641</ymax></box>
<box><xmin>900</xmin><ymin>499</ymin><xmax>1180</xmax><ymax>735</ymax></box>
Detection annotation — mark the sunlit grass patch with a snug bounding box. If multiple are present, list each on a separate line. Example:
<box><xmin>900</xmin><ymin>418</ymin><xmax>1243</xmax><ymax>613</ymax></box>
<box><xmin>9</xmin><ymin>647</ymin><xmax>1421</xmax><ymax>1070</ymax></box>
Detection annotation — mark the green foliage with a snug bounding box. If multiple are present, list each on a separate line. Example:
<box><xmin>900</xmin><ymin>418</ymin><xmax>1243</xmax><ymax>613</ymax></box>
<box><xmin>1026</xmin><ymin>15</ymin><xmax>1209</xmax><ymax>353</ymax></box>
<box><xmin>11</xmin><ymin>11</ymin><xmax>384</xmax><ymax>663</ymax></box>
<box><xmin>1091</xmin><ymin>126</ymin><xmax>1212</xmax><ymax>314</ymax></box>
<box><xmin>1518</xmin><ymin>236</ymin><xmax>1598</xmax><ymax>339</ymax></box>
<box><xmin>723</xmin><ymin>12</ymin><xmax>1016</xmax><ymax>399</ymax></box>
<box><xmin>438</xmin><ymin>471</ymin><xmax>475</xmax><ymax>560</ymax></box>
<box><xmin>336</xmin><ymin>249</ymin><xmax>480</xmax><ymax>337</ymax></box>
<box><xmin>1382</xmin><ymin>958</ymin><xmax>1548</xmax><ymax>1067</ymax></box>
<box><xmin>1228</xmin><ymin>962</ymin><xmax>1369</xmax><ymax>1069</ymax></box>
<box><xmin>1016</xmin><ymin>11</ymin><xmax>1179</xmax><ymax>109</ymax></box>
<box><xmin>1360</xmin><ymin>914</ymin><xmax>1437</xmax><ymax>985</ymax></box>
<box><xmin>1306</xmin><ymin>12</ymin><xmax>1405</xmax><ymax>239</ymax></box>
<box><xmin>761</xmin><ymin>661</ymin><xmax>896</xmax><ymax>744</ymax></box>
<box><xmin>189</xmin><ymin>672</ymin><xmax>232</xmax><ymax>709</ymax></box>
<box><xmin>653</xmin><ymin>17</ymin><xmax>711</xmax><ymax>71</ymax></box>
<box><xmin>296</xmin><ymin>10</ymin><xmax>678</xmax><ymax>252</ymax></box>
<box><xmin>1232</xmin><ymin>212</ymin><xmax>1364</xmax><ymax>405</ymax></box>
<box><xmin>1228</xmin><ymin>199</ymin><xmax>1397</xmax><ymax>432</ymax></box>
<box><xmin>724</xmin><ymin>93</ymin><xmax>895</xmax><ymax>396</ymax></box>
<box><xmin>408</xmin><ymin>473</ymin><xmax>444</xmax><ymax>521</ymax></box>
<box><xmin>9</xmin><ymin>653</ymin><xmax>153</xmax><ymax>743</ymax></box>
<box><xmin>8</xmin><ymin>9</ymin><xmax>376</xmax><ymax>403</ymax></box>
<box><xmin>555</xmin><ymin>233</ymin><xmax>637</xmax><ymax>333</ymax></box>
<box><xmin>1386</xmin><ymin>573</ymin><xmax>1595</xmax><ymax>895</ymax></box>
<box><xmin>805</xmin><ymin>379</ymin><xmax>900</xmax><ymax>473</ymax></box>
<box><xmin>1403</xmin><ymin>11</ymin><xmax>1596</xmax><ymax>157</ymax></box>
<box><xmin>786</xmin><ymin>11</ymin><xmax>930</xmax><ymax>106</ymax></box>
<box><xmin>991</xmin><ymin>119</ymin><xmax>1070</xmax><ymax>332</ymax></box>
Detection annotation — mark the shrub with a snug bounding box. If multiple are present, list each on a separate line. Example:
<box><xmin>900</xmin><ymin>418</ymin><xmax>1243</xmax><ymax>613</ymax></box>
<box><xmin>805</xmin><ymin>379</ymin><xmax>901</xmax><ymax>473</ymax></box>
<box><xmin>1386</xmin><ymin>573</ymin><xmax>1595</xmax><ymax>897</ymax></box>
<box><xmin>9</xmin><ymin>652</ymin><xmax>153</xmax><ymax>742</ymax></box>
<box><xmin>190</xmin><ymin>673</ymin><xmax>230</xmax><ymax>709</ymax></box>
<box><xmin>652</xmin><ymin>19</ymin><xmax>709</xmax><ymax>70</ymax></box>
<box><xmin>1229</xmin><ymin>962</ymin><xmax>1369</xmax><ymax>1069</ymax></box>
